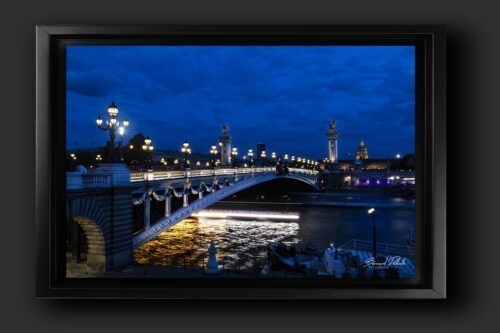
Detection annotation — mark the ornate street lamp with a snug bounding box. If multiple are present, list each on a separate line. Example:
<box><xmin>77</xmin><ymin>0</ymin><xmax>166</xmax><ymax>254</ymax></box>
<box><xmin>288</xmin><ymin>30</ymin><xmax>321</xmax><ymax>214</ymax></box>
<box><xmin>142</xmin><ymin>136</ymin><xmax>154</xmax><ymax>170</ymax></box>
<box><xmin>181</xmin><ymin>140</ymin><xmax>192</xmax><ymax>169</ymax></box>
<box><xmin>160</xmin><ymin>157</ymin><xmax>167</xmax><ymax>168</ymax></box>
<box><xmin>96</xmin><ymin>101</ymin><xmax>129</xmax><ymax>162</ymax></box>
<box><xmin>231</xmin><ymin>147</ymin><xmax>238</xmax><ymax>167</ymax></box>
<box><xmin>210</xmin><ymin>145</ymin><xmax>218</xmax><ymax>168</ymax></box>
<box><xmin>368</xmin><ymin>208</ymin><xmax>378</xmax><ymax>265</ymax></box>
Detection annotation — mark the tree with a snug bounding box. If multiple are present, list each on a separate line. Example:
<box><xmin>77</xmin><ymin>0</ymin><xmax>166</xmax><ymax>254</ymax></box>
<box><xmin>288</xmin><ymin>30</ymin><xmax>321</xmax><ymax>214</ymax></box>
<box><xmin>402</xmin><ymin>154</ymin><xmax>415</xmax><ymax>171</ymax></box>
<box><xmin>125</xmin><ymin>133</ymin><xmax>147</xmax><ymax>166</ymax></box>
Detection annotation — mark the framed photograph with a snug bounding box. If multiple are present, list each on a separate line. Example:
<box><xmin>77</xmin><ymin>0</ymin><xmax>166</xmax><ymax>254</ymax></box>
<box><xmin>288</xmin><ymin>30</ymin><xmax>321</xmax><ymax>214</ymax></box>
<box><xmin>36</xmin><ymin>25</ymin><xmax>446</xmax><ymax>298</ymax></box>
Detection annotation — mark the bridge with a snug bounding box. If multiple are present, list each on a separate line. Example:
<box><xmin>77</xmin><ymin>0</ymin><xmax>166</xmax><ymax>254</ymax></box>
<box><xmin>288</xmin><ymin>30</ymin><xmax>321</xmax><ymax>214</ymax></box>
<box><xmin>66</xmin><ymin>164</ymin><xmax>319</xmax><ymax>272</ymax></box>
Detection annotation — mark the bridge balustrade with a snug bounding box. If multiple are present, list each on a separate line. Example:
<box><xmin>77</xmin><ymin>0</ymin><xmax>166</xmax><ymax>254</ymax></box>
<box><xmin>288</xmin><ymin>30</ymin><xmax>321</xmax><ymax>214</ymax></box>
<box><xmin>129</xmin><ymin>167</ymin><xmax>281</xmax><ymax>182</ymax></box>
<box><xmin>81</xmin><ymin>174</ymin><xmax>111</xmax><ymax>186</ymax></box>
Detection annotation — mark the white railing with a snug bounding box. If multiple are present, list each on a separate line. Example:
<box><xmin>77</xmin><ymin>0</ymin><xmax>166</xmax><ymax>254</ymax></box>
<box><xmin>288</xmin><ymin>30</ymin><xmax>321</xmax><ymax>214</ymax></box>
<box><xmin>67</xmin><ymin>172</ymin><xmax>112</xmax><ymax>189</ymax></box>
<box><xmin>129</xmin><ymin>167</ymin><xmax>291</xmax><ymax>182</ymax></box>
<box><xmin>82</xmin><ymin>174</ymin><xmax>111</xmax><ymax>185</ymax></box>
<box><xmin>69</xmin><ymin>166</ymin><xmax>319</xmax><ymax>187</ymax></box>
<box><xmin>339</xmin><ymin>239</ymin><xmax>415</xmax><ymax>258</ymax></box>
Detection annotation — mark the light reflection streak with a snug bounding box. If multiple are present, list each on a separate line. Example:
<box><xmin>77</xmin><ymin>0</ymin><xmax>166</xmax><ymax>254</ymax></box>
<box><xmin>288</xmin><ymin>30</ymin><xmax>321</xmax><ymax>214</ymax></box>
<box><xmin>192</xmin><ymin>209</ymin><xmax>300</xmax><ymax>220</ymax></box>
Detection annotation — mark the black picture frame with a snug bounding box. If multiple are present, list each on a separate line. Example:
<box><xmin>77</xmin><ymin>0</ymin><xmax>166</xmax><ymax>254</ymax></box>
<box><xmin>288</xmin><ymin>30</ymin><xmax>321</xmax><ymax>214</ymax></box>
<box><xmin>36</xmin><ymin>25</ymin><xmax>446</xmax><ymax>299</ymax></box>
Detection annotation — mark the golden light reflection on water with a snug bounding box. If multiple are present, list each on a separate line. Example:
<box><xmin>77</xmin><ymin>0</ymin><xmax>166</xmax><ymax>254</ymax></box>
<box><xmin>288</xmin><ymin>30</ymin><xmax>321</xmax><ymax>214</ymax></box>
<box><xmin>134</xmin><ymin>217</ymin><xmax>300</xmax><ymax>271</ymax></box>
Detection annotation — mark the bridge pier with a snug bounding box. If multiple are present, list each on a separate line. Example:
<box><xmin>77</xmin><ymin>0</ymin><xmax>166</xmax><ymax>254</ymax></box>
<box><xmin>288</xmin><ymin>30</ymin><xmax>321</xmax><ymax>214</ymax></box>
<box><xmin>183</xmin><ymin>192</ymin><xmax>189</xmax><ymax>207</ymax></box>
<box><xmin>164</xmin><ymin>195</ymin><xmax>171</xmax><ymax>217</ymax></box>
<box><xmin>143</xmin><ymin>187</ymin><xmax>152</xmax><ymax>230</ymax></box>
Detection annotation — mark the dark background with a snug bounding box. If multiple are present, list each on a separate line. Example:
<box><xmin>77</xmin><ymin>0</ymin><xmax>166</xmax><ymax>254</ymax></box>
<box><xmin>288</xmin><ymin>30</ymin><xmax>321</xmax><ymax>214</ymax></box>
<box><xmin>3</xmin><ymin>0</ymin><xmax>499</xmax><ymax>332</ymax></box>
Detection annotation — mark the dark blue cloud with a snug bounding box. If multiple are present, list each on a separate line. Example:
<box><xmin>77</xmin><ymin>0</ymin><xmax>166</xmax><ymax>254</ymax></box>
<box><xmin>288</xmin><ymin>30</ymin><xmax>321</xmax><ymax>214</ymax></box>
<box><xmin>67</xmin><ymin>45</ymin><xmax>414</xmax><ymax>159</ymax></box>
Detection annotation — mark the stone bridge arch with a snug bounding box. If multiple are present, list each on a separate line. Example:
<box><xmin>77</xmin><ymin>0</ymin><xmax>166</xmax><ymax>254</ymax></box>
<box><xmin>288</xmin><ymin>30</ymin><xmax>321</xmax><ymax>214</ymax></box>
<box><xmin>66</xmin><ymin>188</ymin><xmax>133</xmax><ymax>273</ymax></box>
<box><xmin>70</xmin><ymin>216</ymin><xmax>106</xmax><ymax>272</ymax></box>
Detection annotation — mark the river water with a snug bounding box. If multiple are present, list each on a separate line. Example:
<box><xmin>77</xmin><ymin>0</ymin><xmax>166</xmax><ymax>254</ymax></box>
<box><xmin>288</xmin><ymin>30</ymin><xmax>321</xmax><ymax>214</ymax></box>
<box><xmin>133</xmin><ymin>198</ymin><xmax>415</xmax><ymax>272</ymax></box>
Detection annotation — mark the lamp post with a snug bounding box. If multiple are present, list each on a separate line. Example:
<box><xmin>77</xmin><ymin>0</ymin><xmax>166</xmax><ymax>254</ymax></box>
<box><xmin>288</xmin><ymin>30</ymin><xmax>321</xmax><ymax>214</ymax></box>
<box><xmin>210</xmin><ymin>145</ymin><xmax>218</xmax><ymax>168</ymax></box>
<box><xmin>248</xmin><ymin>149</ymin><xmax>254</xmax><ymax>167</ymax></box>
<box><xmin>160</xmin><ymin>157</ymin><xmax>167</xmax><ymax>169</ymax></box>
<box><xmin>96</xmin><ymin>101</ymin><xmax>129</xmax><ymax>162</ymax></box>
<box><xmin>142</xmin><ymin>136</ymin><xmax>154</xmax><ymax>170</ymax></box>
<box><xmin>181</xmin><ymin>140</ymin><xmax>192</xmax><ymax>170</ymax></box>
<box><xmin>231</xmin><ymin>147</ymin><xmax>238</xmax><ymax>167</ymax></box>
<box><xmin>368</xmin><ymin>208</ymin><xmax>377</xmax><ymax>262</ymax></box>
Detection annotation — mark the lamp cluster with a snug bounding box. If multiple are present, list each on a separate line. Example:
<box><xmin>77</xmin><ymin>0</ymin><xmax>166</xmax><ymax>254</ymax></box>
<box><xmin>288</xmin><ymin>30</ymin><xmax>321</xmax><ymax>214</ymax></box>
<box><xmin>95</xmin><ymin>101</ymin><xmax>130</xmax><ymax>162</ymax></box>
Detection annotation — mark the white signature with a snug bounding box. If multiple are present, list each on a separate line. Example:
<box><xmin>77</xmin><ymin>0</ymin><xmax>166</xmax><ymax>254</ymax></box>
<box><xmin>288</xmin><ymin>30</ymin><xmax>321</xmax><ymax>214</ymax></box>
<box><xmin>361</xmin><ymin>256</ymin><xmax>407</xmax><ymax>269</ymax></box>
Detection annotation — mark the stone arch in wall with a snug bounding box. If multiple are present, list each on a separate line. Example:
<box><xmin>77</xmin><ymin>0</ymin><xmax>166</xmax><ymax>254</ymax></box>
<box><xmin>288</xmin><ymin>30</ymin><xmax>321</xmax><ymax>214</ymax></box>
<box><xmin>71</xmin><ymin>216</ymin><xmax>106</xmax><ymax>272</ymax></box>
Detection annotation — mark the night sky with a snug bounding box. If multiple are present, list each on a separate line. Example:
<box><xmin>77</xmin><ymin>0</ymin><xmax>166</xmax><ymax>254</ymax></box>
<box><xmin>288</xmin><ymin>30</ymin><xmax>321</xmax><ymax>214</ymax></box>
<box><xmin>66</xmin><ymin>45</ymin><xmax>415</xmax><ymax>160</ymax></box>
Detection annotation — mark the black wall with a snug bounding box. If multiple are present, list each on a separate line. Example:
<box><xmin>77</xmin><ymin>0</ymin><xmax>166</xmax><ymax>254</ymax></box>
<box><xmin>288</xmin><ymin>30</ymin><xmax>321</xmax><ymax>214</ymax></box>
<box><xmin>3</xmin><ymin>0</ymin><xmax>499</xmax><ymax>332</ymax></box>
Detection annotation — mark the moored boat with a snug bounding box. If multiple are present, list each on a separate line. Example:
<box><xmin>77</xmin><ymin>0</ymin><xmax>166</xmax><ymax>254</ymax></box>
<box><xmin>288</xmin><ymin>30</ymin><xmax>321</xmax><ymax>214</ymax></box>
<box><xmin>267</xmin><ymin>244</ymin><xmax>324</xmax><ymax>273</ymax></box>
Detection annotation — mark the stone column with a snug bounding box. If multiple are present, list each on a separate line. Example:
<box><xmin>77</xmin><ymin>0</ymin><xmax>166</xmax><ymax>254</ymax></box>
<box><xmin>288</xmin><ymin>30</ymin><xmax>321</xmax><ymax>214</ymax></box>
<box><xmin>164</xmin><ymin>195</ymin><xmax>171</xmax><ymax>217</ymax></box>
<box><xmin>219</xmin><ymin>125</ymin><xmax>232</xmax><ymax>166</ymax></box>
<box><xmin>143</xmin><ymin>187</ymin><xmax>152</xmax><ymax>230</ymax></box>
<box><xmin>326</xmin><ymin>124</ymin><xmax>339</xmax><ymax>163</ymax></box>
